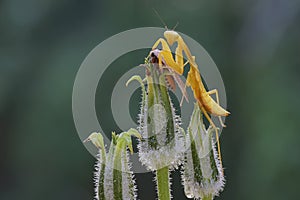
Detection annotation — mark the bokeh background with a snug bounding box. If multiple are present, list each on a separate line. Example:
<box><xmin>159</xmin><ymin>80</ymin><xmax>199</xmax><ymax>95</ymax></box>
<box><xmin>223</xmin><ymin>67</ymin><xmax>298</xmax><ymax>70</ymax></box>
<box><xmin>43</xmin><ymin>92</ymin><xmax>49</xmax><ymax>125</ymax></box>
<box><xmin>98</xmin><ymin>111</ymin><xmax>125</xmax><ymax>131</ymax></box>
<box><xmin>1</xmin><ymin>0</ymin><xmax>300</xmax><ymax>199</ymax></box>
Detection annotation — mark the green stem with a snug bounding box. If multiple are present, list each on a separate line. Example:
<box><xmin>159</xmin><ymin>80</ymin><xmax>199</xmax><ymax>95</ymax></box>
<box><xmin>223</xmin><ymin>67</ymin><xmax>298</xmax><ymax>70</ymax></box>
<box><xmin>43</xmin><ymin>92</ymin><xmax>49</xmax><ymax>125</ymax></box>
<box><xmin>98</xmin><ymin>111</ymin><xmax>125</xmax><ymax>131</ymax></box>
<box><xmin>202</xmin><ymin>194</ymin><xmax>213</xmax><ymax>200</ymax></box>
<box><xmin>156</xmin><ymin>166</ymin><xmax>170</xmax><ymax>200</ymax></box>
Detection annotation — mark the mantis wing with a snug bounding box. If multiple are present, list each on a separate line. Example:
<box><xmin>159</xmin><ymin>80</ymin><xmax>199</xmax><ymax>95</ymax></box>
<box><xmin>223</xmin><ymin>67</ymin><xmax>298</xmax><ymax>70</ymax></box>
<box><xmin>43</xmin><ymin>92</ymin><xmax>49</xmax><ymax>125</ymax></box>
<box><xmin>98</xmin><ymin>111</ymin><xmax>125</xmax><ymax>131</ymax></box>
<box><xmin>165</xmin><ymin>67</ymin><xmax>189</xmax><ymax>106</ymax></box>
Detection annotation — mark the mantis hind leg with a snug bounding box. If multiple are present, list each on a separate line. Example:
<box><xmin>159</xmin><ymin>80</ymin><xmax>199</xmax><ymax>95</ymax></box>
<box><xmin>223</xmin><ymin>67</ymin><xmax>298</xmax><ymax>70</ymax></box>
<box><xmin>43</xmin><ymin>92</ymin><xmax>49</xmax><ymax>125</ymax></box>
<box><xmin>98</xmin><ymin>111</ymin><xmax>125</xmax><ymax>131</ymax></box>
<box><xmin>207</xmin><ymin>89</ymin><xmax>227</xmax><ymax>127</ymax></box>
<box><xmin>200</xmin><ymin>106</ymin><xmax>224</xmax><ymax>174</ymax></box>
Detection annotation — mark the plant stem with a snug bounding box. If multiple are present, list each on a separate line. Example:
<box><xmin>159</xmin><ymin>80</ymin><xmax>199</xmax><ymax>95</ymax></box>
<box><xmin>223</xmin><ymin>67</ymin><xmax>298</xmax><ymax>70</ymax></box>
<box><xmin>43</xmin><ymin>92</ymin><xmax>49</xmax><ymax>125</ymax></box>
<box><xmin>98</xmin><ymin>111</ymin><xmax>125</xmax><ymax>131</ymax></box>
<box><xmin>202</xmin><ymin>194</ymin><xmax>213</xmax><ymax>200</ymax></box>
<box><xmin>156</xmin><ymin>166</ymin><xmax>170</xmax><ymax>200</ymax></box>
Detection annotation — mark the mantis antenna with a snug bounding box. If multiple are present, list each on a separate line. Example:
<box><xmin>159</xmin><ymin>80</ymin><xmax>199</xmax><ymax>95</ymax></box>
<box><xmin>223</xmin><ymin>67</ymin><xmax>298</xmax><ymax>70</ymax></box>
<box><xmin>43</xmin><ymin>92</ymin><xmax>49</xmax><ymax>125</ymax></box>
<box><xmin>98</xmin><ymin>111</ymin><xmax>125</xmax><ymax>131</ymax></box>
<box><xmin>153</xmin><ymin>9</ymin><xmax>179</xmax><ymax>31</ymax></box>
<box><xmin>153</xmin><ymin>8</ymin><xmax>168</xmax><ymax>30</ymax></box>
<box><xmin>172</xmin><ymin>22</ymin><xmax>179</xmax><ymax>31</ymax></box>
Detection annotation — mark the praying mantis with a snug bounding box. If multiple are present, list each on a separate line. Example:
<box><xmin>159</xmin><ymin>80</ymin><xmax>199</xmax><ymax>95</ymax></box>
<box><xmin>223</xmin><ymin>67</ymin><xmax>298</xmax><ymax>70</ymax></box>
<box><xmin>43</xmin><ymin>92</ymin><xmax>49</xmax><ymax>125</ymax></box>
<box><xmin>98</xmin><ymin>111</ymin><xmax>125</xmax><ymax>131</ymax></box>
<box><xmin>150</xmin><ymin>29</ymin><xmax>230</xmax><ymax>169</ymax></box>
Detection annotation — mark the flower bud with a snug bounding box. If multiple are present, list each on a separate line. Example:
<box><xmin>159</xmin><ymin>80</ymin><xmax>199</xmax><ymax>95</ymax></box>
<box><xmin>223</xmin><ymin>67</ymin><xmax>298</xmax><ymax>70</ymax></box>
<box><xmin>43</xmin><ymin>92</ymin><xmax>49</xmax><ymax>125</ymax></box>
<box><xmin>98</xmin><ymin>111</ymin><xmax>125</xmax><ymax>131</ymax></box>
<box><xmin>182</xmin><ymin>103</ymin><xmax>225</xmax><ymax>199</ymax></box>
<box><xmin>85</xmin><ymin>129</ymin><xmax>140</xmax><ymax>200</ymax></box>
<box><xmin>127</xmin><ymin>61</ymin><xmax>185</xmax><ymax>171</ymax></box>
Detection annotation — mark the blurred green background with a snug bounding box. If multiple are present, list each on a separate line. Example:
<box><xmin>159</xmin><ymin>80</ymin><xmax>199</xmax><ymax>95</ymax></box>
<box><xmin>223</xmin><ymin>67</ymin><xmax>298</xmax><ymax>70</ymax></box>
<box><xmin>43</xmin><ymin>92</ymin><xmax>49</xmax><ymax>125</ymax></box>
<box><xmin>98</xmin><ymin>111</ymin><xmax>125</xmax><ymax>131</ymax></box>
<box><xmin>1</xmin><ymin>0</ymin><xmax>300</xmax><ymax>199</ymax></box>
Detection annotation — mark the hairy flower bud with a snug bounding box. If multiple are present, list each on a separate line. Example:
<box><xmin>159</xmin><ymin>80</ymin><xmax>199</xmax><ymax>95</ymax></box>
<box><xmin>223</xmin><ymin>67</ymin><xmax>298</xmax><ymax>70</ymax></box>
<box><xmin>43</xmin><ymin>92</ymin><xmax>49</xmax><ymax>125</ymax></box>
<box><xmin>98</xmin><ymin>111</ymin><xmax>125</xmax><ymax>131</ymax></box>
<box><xmin>127</xmin><ymin>61</ymin><xmax>185</xmax><ymax>171</ymax></box>
<box><xmin>182</xmin><ymin>103</ymin><xmax>225</xmax><ymax>199</ymax></box>
<box><xmin>85</xmin><ymin>129</ymin><xmax>140</xmax><ymax>200</ymax></box>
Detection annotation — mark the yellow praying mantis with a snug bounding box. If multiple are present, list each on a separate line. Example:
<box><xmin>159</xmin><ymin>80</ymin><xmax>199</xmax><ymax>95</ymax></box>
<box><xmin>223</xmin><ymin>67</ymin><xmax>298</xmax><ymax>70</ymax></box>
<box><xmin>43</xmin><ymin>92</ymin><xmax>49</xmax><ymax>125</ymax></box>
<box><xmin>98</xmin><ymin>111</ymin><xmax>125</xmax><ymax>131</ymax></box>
<box><xmin>150</xmin><ymin>28</ymin><xmax>230</xmax><ymax>170</ymax></box>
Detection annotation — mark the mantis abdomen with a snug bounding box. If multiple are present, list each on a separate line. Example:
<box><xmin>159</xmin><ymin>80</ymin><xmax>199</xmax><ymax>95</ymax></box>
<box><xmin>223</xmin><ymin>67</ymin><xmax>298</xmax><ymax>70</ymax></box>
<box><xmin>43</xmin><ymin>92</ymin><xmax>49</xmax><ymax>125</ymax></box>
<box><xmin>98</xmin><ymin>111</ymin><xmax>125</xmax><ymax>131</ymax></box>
<box><xmin>187</xmin><ymin>63</ymin><xmax>230</xmax><ymax>117</ymax></box>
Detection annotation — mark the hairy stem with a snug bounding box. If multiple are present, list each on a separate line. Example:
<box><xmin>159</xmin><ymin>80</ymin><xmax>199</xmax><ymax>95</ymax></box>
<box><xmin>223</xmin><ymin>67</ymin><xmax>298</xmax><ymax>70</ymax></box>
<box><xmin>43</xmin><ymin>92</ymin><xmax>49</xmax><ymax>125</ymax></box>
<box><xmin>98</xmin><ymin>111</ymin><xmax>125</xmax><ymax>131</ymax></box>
<box><xmin>156</xmin><ymin>166</ymin><xmax>170</xmax><ymax>200</ymax></box>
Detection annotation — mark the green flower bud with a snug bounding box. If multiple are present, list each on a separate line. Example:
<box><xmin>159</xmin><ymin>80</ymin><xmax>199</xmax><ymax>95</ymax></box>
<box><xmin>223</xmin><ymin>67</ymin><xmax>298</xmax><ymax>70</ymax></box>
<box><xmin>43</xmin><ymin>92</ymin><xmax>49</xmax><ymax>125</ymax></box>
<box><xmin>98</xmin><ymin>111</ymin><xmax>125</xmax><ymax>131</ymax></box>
<box><xmin>127</xmin><ymin>61</ymin><xmax>185</xmax><ymax>171</ymax></box>
<box><xmin>85</xmin><ymin>129</ymin><xmax>140</xmax><ymax>200</ymax></box>
<box><xmin>182</xmin><ymin>103</ymin><xmax>225</xmax><ymax>199</ymax></box>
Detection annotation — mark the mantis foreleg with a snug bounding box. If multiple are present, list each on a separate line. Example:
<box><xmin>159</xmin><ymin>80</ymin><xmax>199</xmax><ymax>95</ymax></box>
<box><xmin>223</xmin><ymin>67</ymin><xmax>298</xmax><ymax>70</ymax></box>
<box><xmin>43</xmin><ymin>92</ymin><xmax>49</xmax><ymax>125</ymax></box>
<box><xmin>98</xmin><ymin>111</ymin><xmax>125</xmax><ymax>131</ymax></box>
<box><xmin>152</xmin><ymin>39</ymin><xmax>184</xmax><ymax>74</ymax></box>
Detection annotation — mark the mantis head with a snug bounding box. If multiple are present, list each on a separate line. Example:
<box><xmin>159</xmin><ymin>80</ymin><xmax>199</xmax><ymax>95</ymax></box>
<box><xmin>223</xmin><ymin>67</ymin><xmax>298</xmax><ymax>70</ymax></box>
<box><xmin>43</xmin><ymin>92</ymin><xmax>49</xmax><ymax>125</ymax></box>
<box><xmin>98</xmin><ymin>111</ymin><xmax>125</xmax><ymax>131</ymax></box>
<box><xmin>164</xmin><ymin>30</ymin><xmax>179</xmax><ymax>46</ymax></box>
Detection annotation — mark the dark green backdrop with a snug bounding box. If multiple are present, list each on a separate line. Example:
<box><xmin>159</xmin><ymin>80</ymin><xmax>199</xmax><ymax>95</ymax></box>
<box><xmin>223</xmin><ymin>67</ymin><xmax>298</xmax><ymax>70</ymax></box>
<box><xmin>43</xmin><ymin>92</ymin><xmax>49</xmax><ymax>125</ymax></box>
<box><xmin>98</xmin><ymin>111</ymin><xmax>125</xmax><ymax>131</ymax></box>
<box><xmin>1</xmin><ymin>0</ymin><xmax>300</xmax><ymax>199</ymax></box>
